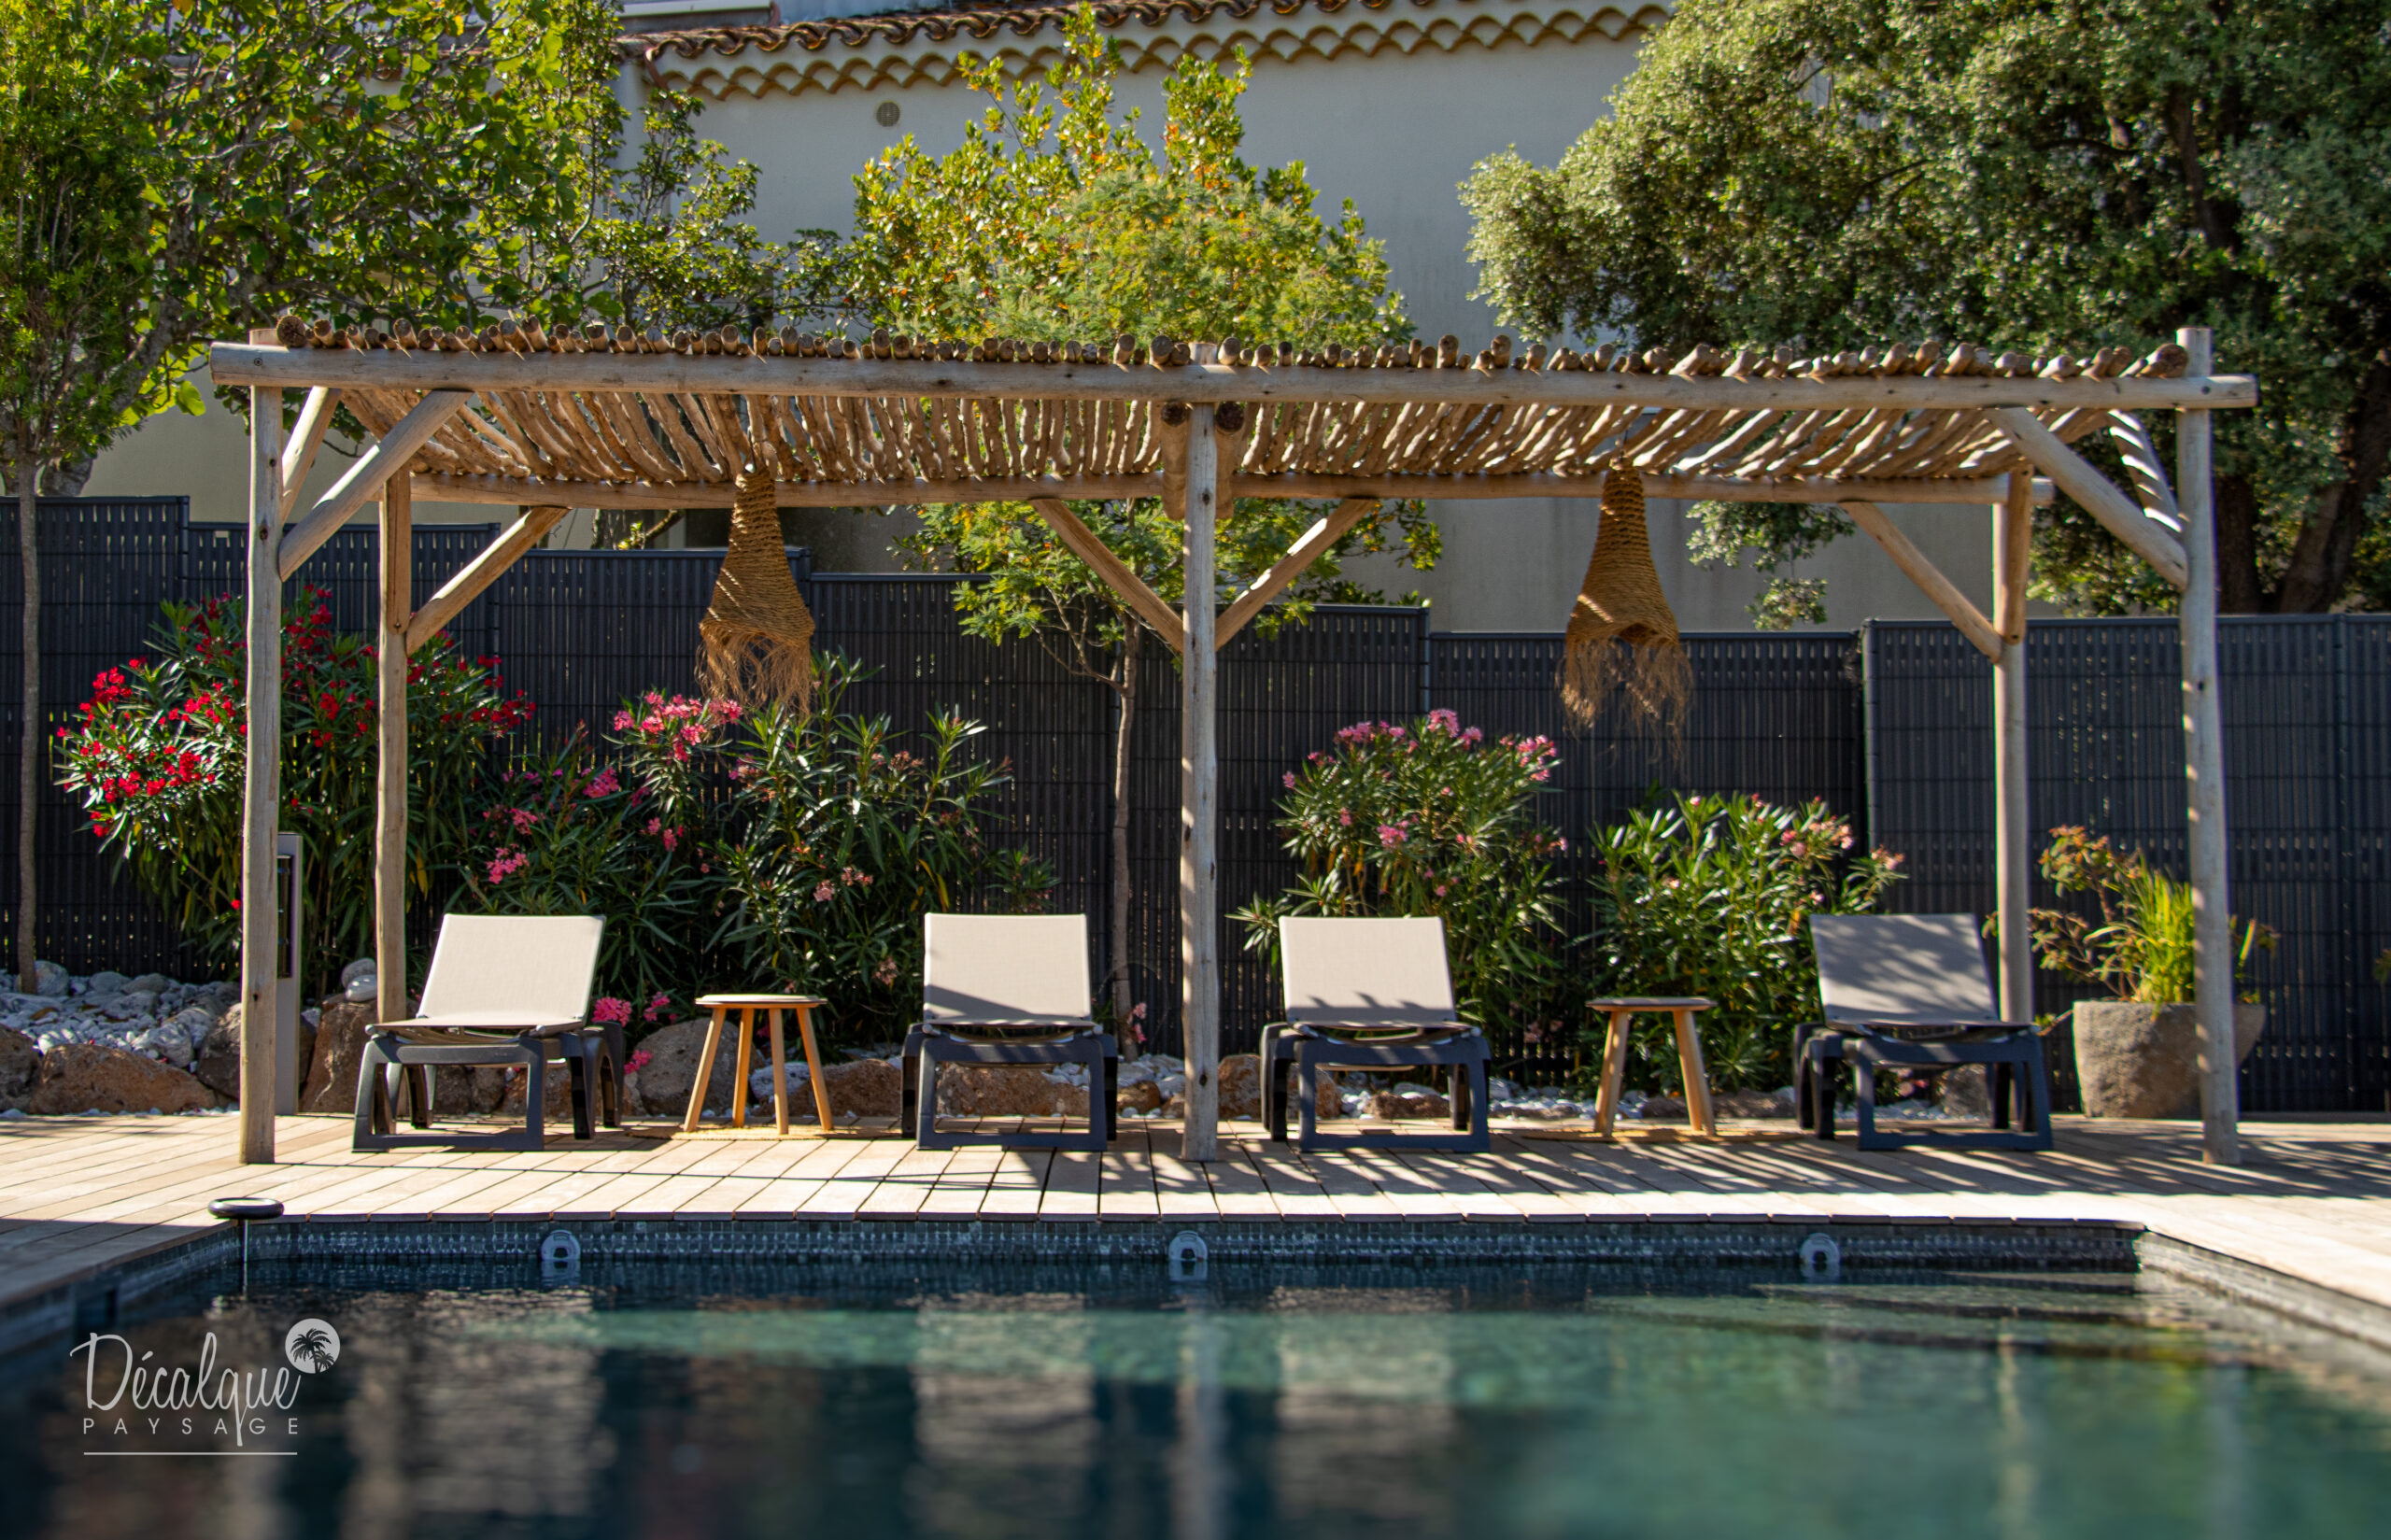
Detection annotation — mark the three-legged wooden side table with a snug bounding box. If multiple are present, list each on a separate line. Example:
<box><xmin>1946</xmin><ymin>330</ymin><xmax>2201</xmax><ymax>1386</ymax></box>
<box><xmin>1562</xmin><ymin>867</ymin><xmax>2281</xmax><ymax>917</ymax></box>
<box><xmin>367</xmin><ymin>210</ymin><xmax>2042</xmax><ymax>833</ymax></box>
<box><xmin>686</xmin><ymin>994</ymin><xmax>832</xmax><ymax>1135</ymax></box>
<box><xmin>1590</xmin><ymin>996</ymin><xmax>1718</xmax><ymax>1137</ymax></box>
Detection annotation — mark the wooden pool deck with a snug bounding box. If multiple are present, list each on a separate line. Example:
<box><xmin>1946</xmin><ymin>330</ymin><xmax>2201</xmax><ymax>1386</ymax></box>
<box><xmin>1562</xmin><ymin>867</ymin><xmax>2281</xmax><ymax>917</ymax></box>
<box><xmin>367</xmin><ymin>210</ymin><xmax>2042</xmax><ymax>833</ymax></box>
<box><xmin>4</xmin><ymin>1111</ymin><xmax>2388</xmax><ymax>1330</ymax></box>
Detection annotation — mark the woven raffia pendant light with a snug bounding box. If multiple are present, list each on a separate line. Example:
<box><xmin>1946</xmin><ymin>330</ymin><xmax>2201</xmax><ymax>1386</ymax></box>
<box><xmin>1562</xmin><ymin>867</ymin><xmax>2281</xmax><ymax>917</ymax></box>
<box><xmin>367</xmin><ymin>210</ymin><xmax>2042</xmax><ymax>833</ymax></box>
<box><xmin>699</xmin><ymin>467</ymin><xmax>816</xmax><ymax>711</ymax></box>
<box><xmin>1558</xmin><ymin>461</ymin><xmax>1690</xmax><ymax>732</ymax></box>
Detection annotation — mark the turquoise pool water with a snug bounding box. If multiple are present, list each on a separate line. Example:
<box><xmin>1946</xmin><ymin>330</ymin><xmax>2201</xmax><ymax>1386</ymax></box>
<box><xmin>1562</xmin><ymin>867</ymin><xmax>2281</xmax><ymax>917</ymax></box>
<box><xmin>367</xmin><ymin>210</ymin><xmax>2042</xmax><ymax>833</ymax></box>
<box><xmin>7</xmin><ymin>1259</ymin><xmax>2389</xmax><ymax>1538</ymax></box>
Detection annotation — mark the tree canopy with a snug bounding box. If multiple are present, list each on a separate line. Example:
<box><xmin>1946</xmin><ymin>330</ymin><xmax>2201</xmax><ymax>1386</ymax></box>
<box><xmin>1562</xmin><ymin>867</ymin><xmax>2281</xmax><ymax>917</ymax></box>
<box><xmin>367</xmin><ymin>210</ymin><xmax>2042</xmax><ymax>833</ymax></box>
<box><xmin>1464</xmin><ymin>0</ymin><xmax>2391</xmax><ymax>618</ymax></box>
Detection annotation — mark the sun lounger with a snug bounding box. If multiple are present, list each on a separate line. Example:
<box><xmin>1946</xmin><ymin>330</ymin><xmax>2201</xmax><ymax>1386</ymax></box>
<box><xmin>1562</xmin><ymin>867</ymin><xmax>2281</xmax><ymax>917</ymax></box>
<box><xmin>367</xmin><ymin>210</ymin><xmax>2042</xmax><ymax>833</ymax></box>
<box><xmin>1799</xmin><ymin>913</ymin><xmax>2053</xmax><ymax>1151</ymax></box>
<box><xmin>352</xmin><ymin>913</ymin><xmax>613</xmax><ymax>1152</ymax></box>
<box><xmin>1259</xmin><ymin>915</ymin><xmax>1490</xmax><ymax>1152</ymax></box>
<box><xmin>901</xmin><ymin>913</ymin><xmax>1118</xmax><ymax>1151</ymax></box>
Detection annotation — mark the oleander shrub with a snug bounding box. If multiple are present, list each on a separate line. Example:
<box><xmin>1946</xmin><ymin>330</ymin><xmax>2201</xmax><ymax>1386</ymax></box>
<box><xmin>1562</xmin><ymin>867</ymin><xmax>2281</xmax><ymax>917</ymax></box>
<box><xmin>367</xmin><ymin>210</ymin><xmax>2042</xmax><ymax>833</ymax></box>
<box><xmin>1234</xmin><ymin>710</ymin><xmax>1574</xmax><ymax>1053</ymax></box>
<box><xmin>56</xmin><ymin>590</ymin><xmax>532</xmax><ymax>993</ymax></box>
<box><xmin>1590</xmin><ymin>791</ymin><xmax>1904</xmax><ymax>1092</ymax></box>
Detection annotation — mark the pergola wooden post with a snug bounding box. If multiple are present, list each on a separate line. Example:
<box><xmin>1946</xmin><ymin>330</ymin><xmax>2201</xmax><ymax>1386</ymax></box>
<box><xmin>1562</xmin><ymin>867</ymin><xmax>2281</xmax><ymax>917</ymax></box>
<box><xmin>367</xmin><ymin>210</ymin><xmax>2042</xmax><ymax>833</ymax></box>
<box><xmin>2177</xmin><ymin>327</ymin><xmax>2236</xmax><ymax>1166</ymax></box>
<box><xmin>237</xmin><ymin>380</ymin><xmax>283</xmax><ymax>1165</ymax></box>
<box><xmin>214</xmin><ymin>326</ymin><xmax>2253</xmax><ymax>1165</ymax></box>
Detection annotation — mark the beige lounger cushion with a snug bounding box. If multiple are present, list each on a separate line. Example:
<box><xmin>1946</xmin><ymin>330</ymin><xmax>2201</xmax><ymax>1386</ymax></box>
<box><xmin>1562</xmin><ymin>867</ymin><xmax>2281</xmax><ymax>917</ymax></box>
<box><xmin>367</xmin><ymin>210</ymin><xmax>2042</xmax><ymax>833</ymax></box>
<box><xmin>1280</xmin><ymin>915</ymin><xmax>1460</xmax><ymax>1028</ymax></box>
<box><xmin>395</xmin><ymin>913</ymin><xmax>605</xmax><ymax>1030</ymax></box>
<box><xmin>1808</xmin><ymin>913</ymin><xmax>2002</xmax><ymax>1026</ymax></box>
<box><xmin>923</xmin><ymin>913</ymin><xmax>1093</xmax><ymax>1024</ymax></box>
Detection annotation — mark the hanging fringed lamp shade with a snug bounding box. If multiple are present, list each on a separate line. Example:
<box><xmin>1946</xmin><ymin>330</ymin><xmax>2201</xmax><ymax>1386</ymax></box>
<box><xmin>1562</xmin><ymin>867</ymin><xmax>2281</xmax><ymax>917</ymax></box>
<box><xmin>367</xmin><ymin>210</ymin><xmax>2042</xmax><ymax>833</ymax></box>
<box><xmin>1558</xmin><ymin>462</ymin><xmax>1690</xmax><ymax>732</ymax></box>
<box><xmin>699</xmin><ymin>467</ymin><xmax>816</xmax><ymax>711</ymax></box>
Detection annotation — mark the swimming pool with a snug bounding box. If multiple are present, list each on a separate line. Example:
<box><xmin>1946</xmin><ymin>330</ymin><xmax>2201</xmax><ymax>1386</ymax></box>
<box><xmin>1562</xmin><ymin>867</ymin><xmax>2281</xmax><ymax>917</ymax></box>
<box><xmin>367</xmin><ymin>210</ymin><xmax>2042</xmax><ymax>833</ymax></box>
<box><xmin>7</xmin><ymin>1253</ymin><xmax>2388</xmax><ymax>1539</ymax></box>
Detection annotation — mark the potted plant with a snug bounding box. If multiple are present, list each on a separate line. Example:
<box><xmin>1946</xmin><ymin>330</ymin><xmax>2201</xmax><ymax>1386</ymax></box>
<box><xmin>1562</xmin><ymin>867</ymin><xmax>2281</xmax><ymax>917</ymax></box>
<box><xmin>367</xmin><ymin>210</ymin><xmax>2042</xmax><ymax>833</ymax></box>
<box><xmin>2030</xmin><ymin>827</ymin><xmax>2273</xmax><ymax>1119</ymax></box>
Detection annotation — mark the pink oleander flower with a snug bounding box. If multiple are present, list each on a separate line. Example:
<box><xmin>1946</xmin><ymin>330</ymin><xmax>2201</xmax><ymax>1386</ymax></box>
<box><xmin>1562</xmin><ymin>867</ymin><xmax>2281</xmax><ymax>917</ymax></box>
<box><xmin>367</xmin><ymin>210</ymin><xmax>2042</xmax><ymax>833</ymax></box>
<box><xmin>487</xmin><ymin>848</ymin><xmax>527</xmax><ymax>883</ymax></box>
<box><xmin>873</xmin><ymin>955</ymin><xmax>899</xmax><ymax>986</ymax></box>
<box><xmin>1283</xmin><ymin>771</ymin><xmax>1297</xmax><ymax>789</ymax></box>
<box><xmin>644</xmin><ymin>817</ymin><xmax>661</xmax><ymax>836</ymax></box>
<box><xmin>1337</xmin><ymin>809</ymin><xmax>1353</xmax><ymax>827</ymax></box>
<box><xmin>510</xmin><ymin>807</ymin><xmax>540</xmax><ymax>832</ymax></box>
<box><xmin>591</xmin><ymin>996</ymin><xmax>631</xmax><ymax>1026</ymax></box>
<box><xmin>1425</xmin><ymin>708</ymin><xmax>1460</xmax><ymax>736</ymax></box>
<box><xmin>660</xmin><ymin>827</ymin><xmax>681</xmax><ymax>853</ymax></box>
<box><xmin>644</xmin><ymin>992</ymin><xmax>672</xmax><ymax>1023</ymax></box>
<box><xmin>625</xmin><ymin>1048</ymin><xmax>654</xmax><ymax>1076</ymax></box>
<box><xmin>1378</xmin><ymin>823</ymin><xmax>1408</xmax><ymax>848</ymax></box>
<box><xmin>1460</xmin><ymin>727</ymin><xmax>1483</xmax><ymax>744</ymax></box>
<box><xmin>585</xmin><ymin>766</ymin><xmax>621</xmax><ymax>798</ymax></box>
<box><xmin>814</xmin><ymin>882</ymin><xmax>836</xmax><ymax>902</ymax></box>
<box><xmin>612</xmin><ymin>710</ymin><xmax>634</xmax><ymax>732</ymax></box>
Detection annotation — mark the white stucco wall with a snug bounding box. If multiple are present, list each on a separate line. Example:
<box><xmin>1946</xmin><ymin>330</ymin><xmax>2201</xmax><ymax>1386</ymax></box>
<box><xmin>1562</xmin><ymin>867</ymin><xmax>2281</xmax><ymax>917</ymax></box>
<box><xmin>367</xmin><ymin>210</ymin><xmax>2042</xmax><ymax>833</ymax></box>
<box><xmin>81</xmin><ymin>0</ymin><xmax>2040</xmax><ymax>633</ymax></box>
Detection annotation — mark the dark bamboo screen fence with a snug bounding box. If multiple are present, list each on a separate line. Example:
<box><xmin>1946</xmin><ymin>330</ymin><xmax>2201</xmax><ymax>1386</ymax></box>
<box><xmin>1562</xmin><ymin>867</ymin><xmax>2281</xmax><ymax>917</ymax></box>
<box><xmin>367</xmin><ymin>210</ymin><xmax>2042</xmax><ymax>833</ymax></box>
<box><xmin>4</xmin><ymin>499</ymin><xmax>2384</xmax><ymax>1109</ymax></box>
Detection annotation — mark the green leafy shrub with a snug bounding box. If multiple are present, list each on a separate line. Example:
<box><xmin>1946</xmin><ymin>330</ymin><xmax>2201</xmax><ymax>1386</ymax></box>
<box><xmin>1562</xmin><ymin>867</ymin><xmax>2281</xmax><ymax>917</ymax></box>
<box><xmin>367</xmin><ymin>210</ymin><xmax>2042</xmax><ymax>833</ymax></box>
<box><xmin>469</xmin><ymin>660</ymin><xmax>1053</xmax><ymax>1046</ymax></box>
<box><xmin>1591</xmin><ymin>792</ymin><xmax>1904</xmax><ymax>1092</ymax></box>
<box><xmin>2029</xmin><ymin>827</ymin><xmax>2272</xmax><ymax>1004</ymax></box>
<box><xmin>56</xmin><ymin>590</ymin><xmax>531</xmax><ymax>992</ymax></box>
<box><xmin>1233</xmin><ymin>711</ymin><xmax>1573</xmax><ymax>1053</ymax></box>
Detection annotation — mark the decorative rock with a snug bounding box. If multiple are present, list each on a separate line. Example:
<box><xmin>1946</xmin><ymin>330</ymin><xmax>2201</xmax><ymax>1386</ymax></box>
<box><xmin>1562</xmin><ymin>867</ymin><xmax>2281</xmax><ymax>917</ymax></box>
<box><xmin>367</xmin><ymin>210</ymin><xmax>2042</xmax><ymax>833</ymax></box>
<box><xmin>193</xmin><ymin>1010</ymin><xmax>242</xmax><ymax>1101</ymax></box>
<box><xmin>1368</xmin><ymin>1086</ymin><xmax>1451</xmax><ymax>1121</ymax></box>
<box><xmin>1939</xmin><ymin>1066</ymin><xmax>1993</xmax><ymax>1120</ymax></box>
<box><xmin>0</xmin><ymin>1026</ymin><xmax>37</xmax><ymax>1108</ymax></box>
<box><xmin>128</xmin><ymin>973</ymin><xmax>174</xmax><ymax>996</ymax></box>
<box><xmin>934</xmin><ymin>1064</ymin><xmax>1088</xmax><ymax>1118</ymax></box>
<box><xmin>1640</xmin><ymin>1095</ymin><xmax>1689</xmax><ymax>1121</ymax></box>
<box><xmin>34</xmin><ymin>961</ymin><xmax>69</xmax><ymax>997</ymax></box>
<box><xmin>622</xmin><ymin>1017</ymin><xmax>743</xmax><ymax>1116</ymax></box>
<box><xmin>163</xmin><ymin>1005</ymin><xmax>215</xmax><ymax>1054</ymax></box>
<box><xmin>2073</xmin><ymin>1001</ymin><xmax>2266</xmax><ymax>1119</ymax></box>
<box><xmin>344</xmin><ymin>974</ymin><xmax>377</xmax><ymax>1004</ymax></box>
<box><xmin>136</xmin><ymin>1022</ymin><xmax>195</xmax><ymax>1069</ymax></box>
<box><xmin>434</xmin><ymin>1066</ymin><xmax>511</xmax><ymax>1116</ymax></box>
<box><xmin>820</xmin><ymin>1057</ymin><xmax>901</xmax><ymax>1118</ymax></box>
<box><xmin>1120</xmin><ymin>1078</ymin><xmax>1166</xmax><ymax>1114</ymax></box>
<box><xmin>299</xmin><ymin>1003</ymin><xmax>377</xmax><ymax>1114</ymax></box>
<box><xmin>340</xmin><ymin>958</ymin><xmax>377</xmax><ymax>988</ymax></box>
<box><xmin>1712</xmin><ymin>1088</ymin><xmax>1795</xmax><ymax>1119</ymax></box>
<box><xmin>29</xmin><ymin>1043</ymin><xmax>217</xmax><ymax>1114</ymax></box>
<box><xmin>498</xmin><ymin>1064</ymin><xmax>574</xmax><ymax>1119</ymax></box>
<box><xmin>1217</xmin><ymin>1053</ymin><xmax>1340</xmax><ymax>1121</ymax></box>
<box><xmin>85</xmin><ymin>970</ymin><xmax>133</xmax><ymax>996</ymax></box>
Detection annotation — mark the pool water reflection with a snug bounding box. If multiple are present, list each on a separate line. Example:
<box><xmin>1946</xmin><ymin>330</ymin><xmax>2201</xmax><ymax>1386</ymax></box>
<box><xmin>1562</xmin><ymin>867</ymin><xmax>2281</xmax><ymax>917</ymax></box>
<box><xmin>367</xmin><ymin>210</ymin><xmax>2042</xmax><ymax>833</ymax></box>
<box><xmin>7</xmin><ymin>1260</ymin><xmax>2389</xmax><ymax>1539</ymax></box>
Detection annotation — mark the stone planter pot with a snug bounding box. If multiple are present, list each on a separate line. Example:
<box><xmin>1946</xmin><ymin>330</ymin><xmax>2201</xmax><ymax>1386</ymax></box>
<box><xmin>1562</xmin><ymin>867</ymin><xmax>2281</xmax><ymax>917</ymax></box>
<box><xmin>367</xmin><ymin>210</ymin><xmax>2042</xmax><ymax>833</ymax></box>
<box><xmin>2072</xmin><ymin>1000</ymin><xmax>2266</xmax><ymax>1119</ymax></box>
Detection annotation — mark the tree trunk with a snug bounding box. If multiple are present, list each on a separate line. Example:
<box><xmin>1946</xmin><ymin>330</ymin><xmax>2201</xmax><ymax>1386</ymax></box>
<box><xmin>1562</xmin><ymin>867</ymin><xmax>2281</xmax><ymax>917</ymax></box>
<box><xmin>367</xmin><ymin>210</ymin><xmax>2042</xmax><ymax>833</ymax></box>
<box><xmin>2275</xmin><ymin>355</ymin><xmax>2391</xmax><ymax>613</ymax></box>
<box><xmin>16</xmin><ymin>456</ymin><xmax>37</xmax><ymax>993</ymax></box>
<box><xmin>2214</xmin><ymin>473</ymin><xmax>2264</xmax><ymax>613</ymax></box>
<box><xmin>1108</xmin><ymin>638</ymin><xmax>1139</xmax><ymax>1044</ymax></box>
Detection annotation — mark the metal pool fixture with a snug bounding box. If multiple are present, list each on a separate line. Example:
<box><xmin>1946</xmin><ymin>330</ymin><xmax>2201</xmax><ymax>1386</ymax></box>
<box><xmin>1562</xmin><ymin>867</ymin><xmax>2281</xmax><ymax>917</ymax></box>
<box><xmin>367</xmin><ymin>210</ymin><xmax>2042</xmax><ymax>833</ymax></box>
<box><xmin>208</xmin><ymin>1195</ymin><xmax>284</xmax><ymax>1288</ymax></box>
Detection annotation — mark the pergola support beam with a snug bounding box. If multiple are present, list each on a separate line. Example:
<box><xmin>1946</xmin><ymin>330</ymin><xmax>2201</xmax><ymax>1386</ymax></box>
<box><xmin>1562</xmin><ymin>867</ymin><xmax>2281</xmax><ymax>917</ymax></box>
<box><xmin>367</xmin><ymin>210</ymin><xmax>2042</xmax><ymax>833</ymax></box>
<box><xmin>278</xmin><ymin>390</ymin><xmax>469</xmax><ymax>579</ymax></box>
<box><xmin>2178</xmin><ymin>329</ymin><xmax>2237</xmax><ymax>1166</ymax></box>
<box><xmin>1988</xmin><ymin>406</ymin><xmax>2189</xmax><ymax>589</ymax></box>
<box><xmin>1216</xmin><ymin>499</ymin><xmax>1376</xmax><ymax>649</ymax></box>
<box><xmin>403</xmin><ymin>504</ymin><xmax>569</xmax><ymax>654</ymax></box>
<box><xmin>1839</xmin><ymin>501</ymin><xmax>2002</xmax><ymax>661</ymax></box>
<box><xmin>1028</xmin><ymin>499</ymin><xmax>1184</xmax><ymax>654</ymax></box>
<box><xmin>277</xmin><ymin>387</ymin><xmax>340</xmax><ymax>519</ymax></box>
<box><xmin>376</xmin><ymin>477</ymin><xmax>411</xmax><ymax>1027</ymax></box>
<box><xmin>405</xmin><ymin>471</ymin><xmax>2055</xmax><ymax>510</ymax></box>
<box><xmin>1992</xmin><ymin>475</ymin><xmax>2034</xmax><ymax>1028</ymax></box>
<box><xmin>238</xmin><ymin>389</ymin><xmax>283</xmax><ymax>1165</ymax></box>
<box><xmin>1176</xmin><ymin>407</ymin><xmax>1221</xmax><ymax>1164</ymax></box>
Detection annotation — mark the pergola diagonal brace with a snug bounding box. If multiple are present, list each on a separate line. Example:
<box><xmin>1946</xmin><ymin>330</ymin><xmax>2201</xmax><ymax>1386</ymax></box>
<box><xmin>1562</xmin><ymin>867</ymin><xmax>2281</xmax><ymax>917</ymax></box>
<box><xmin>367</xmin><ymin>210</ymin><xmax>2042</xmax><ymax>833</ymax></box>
<box><xmin>1028</xmin><ymin>498</ymin><xmax>1184</xmax><ymax>655</ymax></box>
<box><xmin>2107</xmin><ymin>413</ymin><xmax>2183</xmax><ymax>530</ymax></box>
<box><xmin>277</xmin><ymin>388</ymin><xmax>341</xmax><ymax>519</ymax></box>
<box><xmin>1216</xmin><ymin>499</ymin><xmax>1378</xmax><ymax>649</ymax></box>
<box><xmin>403</xmin><ymin>504</ymin><xmax>569</xmax><ymax>654</ymax></box>
<box><xmin>1988</xmin><ymin>406</ymin><xmax>2190</xmax><ymax>590</ymax></box>
<box><xmin>278</xmin><ymin>390</ymin><xmax>470</xmax><ymax>580</ymax></box>
<box><xmin>1840</xmin><ymin>501</ymin><xmax>2003</xmax><ymax>661</ymax></box>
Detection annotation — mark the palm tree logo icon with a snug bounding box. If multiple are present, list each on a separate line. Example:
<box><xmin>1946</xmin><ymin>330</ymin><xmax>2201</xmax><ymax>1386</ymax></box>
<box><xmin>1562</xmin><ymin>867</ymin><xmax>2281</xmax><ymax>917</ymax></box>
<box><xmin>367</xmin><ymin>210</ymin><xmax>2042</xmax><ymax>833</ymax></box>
<box><xmin>284</xmin><ymin>1319</ymin><xmax>342</xmax><ymax>1374</ymax></box>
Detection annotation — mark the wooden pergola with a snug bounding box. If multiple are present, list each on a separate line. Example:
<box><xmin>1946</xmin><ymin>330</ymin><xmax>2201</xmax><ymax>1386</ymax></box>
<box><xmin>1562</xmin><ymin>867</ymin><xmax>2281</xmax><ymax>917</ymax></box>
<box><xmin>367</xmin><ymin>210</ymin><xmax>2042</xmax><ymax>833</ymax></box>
<box><xmin>209</xmin><ymin>321</ymin><xmax>2256</xmax><ymax>1166</ymax></box>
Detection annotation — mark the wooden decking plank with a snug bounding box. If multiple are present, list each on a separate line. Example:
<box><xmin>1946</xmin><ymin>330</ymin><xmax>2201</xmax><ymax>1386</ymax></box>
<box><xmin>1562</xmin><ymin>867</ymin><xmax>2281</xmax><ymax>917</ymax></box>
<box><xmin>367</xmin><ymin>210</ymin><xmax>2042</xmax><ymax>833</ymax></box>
<box><xmin>794</xmin><ymin>1137</ymin><xmax>913</xmax><ymax>1220</ymax></box>
<box><xmin>1338</xmin><ymin>1148</ymin><xmax>1464</xmax><ymax>1220</ymax></box>
<box><xmin>1151</xmin><ymin>1131</ymin><xmax>1222</xmax><ymax>1220</ymax></box>
<box><xmin>1040</xmin><ymin>1148</ymin><xmax>1102</xmax><ymax>1222</ymax></box>
<box><xmin>1241</xmin><ymin>1144</ymin><xmax>1337</xmax><ymax>1219</ymax></box>
<box><xmin>915</xmin><ymin>1143</ymin><xmax>1006</xmax><ymax>1221</ymax></box>
<box><xmin>856</xmin><ymin>1144</ymin><xmax>959</xmax><ymax>1219</ymax></box>
<box><xmin>1097</xmin><ymin>1132</ymin><xmax>1161</xmax><ymax>1222</ymax></box>
<box><xmin>1292</xmin><ymin>1150</ymin><xmax>1406</xmax><ymax>1221</ymax></box>
<box><xmin>976</xmin><ymin>1148</ymin><xmax>1054</xmax><ymax>1218</ymax></box>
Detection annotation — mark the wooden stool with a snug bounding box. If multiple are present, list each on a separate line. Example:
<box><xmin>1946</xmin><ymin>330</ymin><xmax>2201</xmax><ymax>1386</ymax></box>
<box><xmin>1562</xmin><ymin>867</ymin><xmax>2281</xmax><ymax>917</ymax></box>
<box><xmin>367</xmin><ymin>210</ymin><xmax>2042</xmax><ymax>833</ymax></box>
<box><xmin>1590</xmin><ymin>996</ymin><xmax>1718</xmax><ymax>1136</ymax></box>
<box><xmin>686</xmin><ymin>995</ymin><xmax>831</xmax><ymax>1135</ymax></box>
